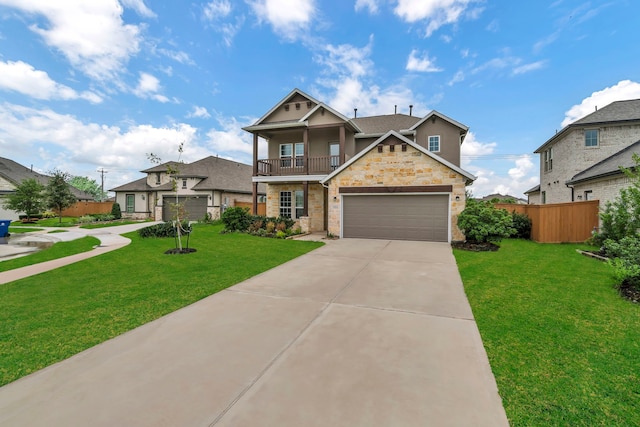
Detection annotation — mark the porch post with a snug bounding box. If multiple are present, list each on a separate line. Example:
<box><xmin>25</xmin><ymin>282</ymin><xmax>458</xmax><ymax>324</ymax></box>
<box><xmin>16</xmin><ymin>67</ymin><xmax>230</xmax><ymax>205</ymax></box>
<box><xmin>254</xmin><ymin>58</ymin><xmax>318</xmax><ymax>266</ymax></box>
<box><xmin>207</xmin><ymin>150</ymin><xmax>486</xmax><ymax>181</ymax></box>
<box><xmin>252</xmin><ymin>133</ymin><xmax>258</xmax><ymax>176</ymax></box>
<box><xmin>303</xmin><ymin>128</ymin><xmax>309</xmax><ymax>174</ymax></box>
<box><xmin>303</xmin><ymin>181</ymin><xmax>309</xmax><ymax>217</ymax></box>
<box><xmin>339</xmin><ymin>125</ymin><xmax>345</xmax><ymax>165</ymax></box>
<box><xmin>252</xmin><ymin>182</ymin><xmax>258</xmax><ymax>215</ymax></box>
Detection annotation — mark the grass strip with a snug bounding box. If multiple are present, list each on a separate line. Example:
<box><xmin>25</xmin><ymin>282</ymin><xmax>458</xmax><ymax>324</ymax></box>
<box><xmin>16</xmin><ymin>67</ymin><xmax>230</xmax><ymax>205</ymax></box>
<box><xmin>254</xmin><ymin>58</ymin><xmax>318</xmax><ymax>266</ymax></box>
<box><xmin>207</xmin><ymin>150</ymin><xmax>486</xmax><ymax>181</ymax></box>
<box><xmin>0</xmin><ymin>224</ymin><xmax>322</xmax><ymax>386</ymax></box>
<box><xmin>0</xmin><ymin>236</ymin><xmax>100</xmax><ymax>272</ymax></box>
<box><xmin>454</xmin><ymin>239</ymin><xmax>640</xmax><ymax>426</ymax></box>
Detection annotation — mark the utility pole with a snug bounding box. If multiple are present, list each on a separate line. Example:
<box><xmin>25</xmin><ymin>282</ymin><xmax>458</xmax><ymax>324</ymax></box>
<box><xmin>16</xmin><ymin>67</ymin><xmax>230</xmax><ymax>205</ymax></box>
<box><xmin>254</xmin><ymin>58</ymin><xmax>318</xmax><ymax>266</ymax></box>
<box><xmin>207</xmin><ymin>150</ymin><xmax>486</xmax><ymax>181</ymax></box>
<box><xmin>97</xmin><ymin>168</ymin><xmax>108</xmax><ymax>201</ymax></box>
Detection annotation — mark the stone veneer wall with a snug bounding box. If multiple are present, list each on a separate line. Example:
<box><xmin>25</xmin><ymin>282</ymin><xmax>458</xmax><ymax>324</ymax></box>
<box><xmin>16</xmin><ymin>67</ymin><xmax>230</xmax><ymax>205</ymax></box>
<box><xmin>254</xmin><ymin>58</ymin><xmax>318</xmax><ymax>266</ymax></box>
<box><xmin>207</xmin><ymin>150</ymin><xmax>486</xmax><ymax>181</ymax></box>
<box><xmin>266</xmin><ymin>183</ymin><xmax>325</xmax><ymax>232</ymax></box>
<box><xmin>326</xmin><ymin>142</ymin><xmax>469</xmax><ymax>241</ymax></box>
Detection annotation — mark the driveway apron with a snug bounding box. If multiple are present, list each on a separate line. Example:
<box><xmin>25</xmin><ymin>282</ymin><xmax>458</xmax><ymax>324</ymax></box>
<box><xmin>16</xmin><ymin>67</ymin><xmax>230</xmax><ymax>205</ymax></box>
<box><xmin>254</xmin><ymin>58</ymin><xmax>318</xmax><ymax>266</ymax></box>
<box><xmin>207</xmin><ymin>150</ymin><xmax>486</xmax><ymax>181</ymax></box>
<box><xmin>0</xmin><ymin>239</ymin><xmax>509</xmax><ymax>427</ymax></box>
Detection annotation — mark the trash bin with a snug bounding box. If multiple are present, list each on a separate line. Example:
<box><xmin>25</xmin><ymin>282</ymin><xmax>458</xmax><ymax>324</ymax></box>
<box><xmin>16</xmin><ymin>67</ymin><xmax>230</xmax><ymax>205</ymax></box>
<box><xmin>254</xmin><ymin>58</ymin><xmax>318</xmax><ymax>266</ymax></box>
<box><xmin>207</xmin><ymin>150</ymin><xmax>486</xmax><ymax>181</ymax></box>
<box><xmin>0</xmin><ymin>220</ymin><xmax>10</xmax><ymax>238</ymax></box>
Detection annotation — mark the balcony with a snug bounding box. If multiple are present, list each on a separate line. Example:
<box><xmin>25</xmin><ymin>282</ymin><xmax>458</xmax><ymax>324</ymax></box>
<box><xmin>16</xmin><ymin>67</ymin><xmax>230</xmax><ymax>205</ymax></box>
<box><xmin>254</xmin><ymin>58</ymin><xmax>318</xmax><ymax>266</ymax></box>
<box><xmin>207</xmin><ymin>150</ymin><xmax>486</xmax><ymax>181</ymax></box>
<box><xmin>256</xmin><ymin>155</ymin><xmax>340</xmax><ymax>176</ymax></box>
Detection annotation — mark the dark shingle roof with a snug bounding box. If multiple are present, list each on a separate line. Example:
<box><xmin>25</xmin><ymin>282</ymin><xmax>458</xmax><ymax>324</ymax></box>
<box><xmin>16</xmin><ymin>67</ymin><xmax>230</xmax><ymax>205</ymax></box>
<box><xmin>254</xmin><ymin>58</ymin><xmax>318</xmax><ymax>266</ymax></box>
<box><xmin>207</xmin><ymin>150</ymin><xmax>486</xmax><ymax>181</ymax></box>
<box><xmin>0</xmin><ymin>157</ymin><xmax>94</xmax><ymax>200</ymax></box>
<box><xmin>351</xmin><ymin>114</ymin><xmax>420</xmax><ymax>135</ymax></box>
<box><xmin>566</xmin><ymin>140</ymin><xmax>640</xmax><ymax>185</ymax></box>
<box><xmin>536</xmin><ymin>99</ymin><xmax>640</xmax><ymax>152</ymax></box>
<box><xmin>109</xmin><ymin>177</ymin><xmax>153</xmax><ymax>192</ymax></box>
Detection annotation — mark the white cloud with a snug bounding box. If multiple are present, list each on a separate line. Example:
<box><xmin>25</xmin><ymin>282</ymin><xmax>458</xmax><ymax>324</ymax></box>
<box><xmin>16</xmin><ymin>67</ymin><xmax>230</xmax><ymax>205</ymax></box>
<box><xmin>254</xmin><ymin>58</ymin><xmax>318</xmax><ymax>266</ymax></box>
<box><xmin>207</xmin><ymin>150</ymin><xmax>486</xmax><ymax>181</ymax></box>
<box><xmin>448</xmin><ymin>70</ymin><xmax>465</xmax><ymax>86</ymax></box>
<box><xmin>355</xmin><ymin>0</ymin><xmax>379</xmax><ymax>14</ymax></box>
<box><xmin>0</xmin><ymin>103</ymin><xmax>207</xmax><ymax>189</ymax></box>
<box><xmin>120</xmin><ymin>0</ymin><xmax>155</xmax><ymax>18</ymax></box>
<box><xmin>204</xmin><ymin>0</ymin><xmax>232</xmax><ymax>19</ymax></box>
<box><xmin>0</xmin><ymin>0</ymin><xmax>142</xmax><ymax>82</ymax></box>
<box><xmin>406</xmin><ymin>49</ymin><xmax>443</xmax><ymax>72</ymax></box>
<box><xmin>248</xmin><ymin>0</ymin><xmax>315</xmax><ymax>40</ymax></box>
<box><xmin>314</xmin><ymin>39</ymin><xmax>374</xmax><ymax>79</ymax></box>
<box><xmin>460</xmin><ymin>132</ymin><xmax>496</xmax><ymax>166</ymax></box>
<box><xmin>156</xmin><ymin>48</ymin><xmax>195</xmax><ymax>65</ymax></box>
<box><xmin>203</xmin><ymin>0</ymin><xmax>245</xmax><ymax>46</ymax></box>
<box><xmin>561</xmin><ymin>80</ymin><xmax>640</xmax><ymax>127</ymax></box>
<box><xmin>205</xmin><ymin>114</ymin><xmax>257</xmax><ymax>158</ymax></box>
<box><xmin>133</xmin><ymin>72</ymin><xmax>169</xmax><ymax>103</ymax></box>
<box><xmin>394</xmin><ymin>0</ymin><xmax>482</xmax><ymax>37</ymax></box>
<box><xmin>188</xmin><ymin>106</ymin><xmax>211</xmax><ymax>119</ymax></box>
<box><xmin>0</xmin><ymin>60</ymin><xmax>102</xmax><ymax>103</ymax></box>
<box><xmin>512</xmin><ymin>60</ymin><xmax>547</xmax><ymax>75</ymax></box>
<box><xmin>508</xmin><ymin>155</ymin><xmax>534</xmax><ymax>180</ymax></box>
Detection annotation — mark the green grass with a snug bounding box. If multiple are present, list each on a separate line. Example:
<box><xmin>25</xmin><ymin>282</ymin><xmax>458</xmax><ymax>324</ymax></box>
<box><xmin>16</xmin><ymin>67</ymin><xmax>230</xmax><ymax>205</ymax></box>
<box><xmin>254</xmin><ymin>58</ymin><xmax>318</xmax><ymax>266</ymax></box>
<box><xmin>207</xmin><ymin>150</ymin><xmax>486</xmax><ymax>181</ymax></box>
<box><xmin>7</xmin><ymin>227</ymin><xmax>44</xmax><ymax>234</ymax></box>
<box><xmin>0</xmin><ymin>236</ymin><xmax>100</xmax><ymax>273</ymax></box>
<box><xmin>454</xmin><ymin>239</ymin><xmax>640</xmax><ymax>426</ymax></box>
<box><xmin>12</xmin><ymin>217</ymin><xmax>77</xmax><ymax>227</ymax></box>
<box><xmin>0</xmin><ymin>224</ymin><xmax>322</xmax><ymax>386</ymax></box>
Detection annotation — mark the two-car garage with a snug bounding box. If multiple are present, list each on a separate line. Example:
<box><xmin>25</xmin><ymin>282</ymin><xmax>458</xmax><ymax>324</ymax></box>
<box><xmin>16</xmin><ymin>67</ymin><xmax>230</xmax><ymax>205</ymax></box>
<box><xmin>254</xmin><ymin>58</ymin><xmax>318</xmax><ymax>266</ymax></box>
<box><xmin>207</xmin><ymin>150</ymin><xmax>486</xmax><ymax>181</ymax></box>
<box><xmin>341</xmin><ymin>193</ymin><xmax>450</xmax><ymax>242</ymax></box>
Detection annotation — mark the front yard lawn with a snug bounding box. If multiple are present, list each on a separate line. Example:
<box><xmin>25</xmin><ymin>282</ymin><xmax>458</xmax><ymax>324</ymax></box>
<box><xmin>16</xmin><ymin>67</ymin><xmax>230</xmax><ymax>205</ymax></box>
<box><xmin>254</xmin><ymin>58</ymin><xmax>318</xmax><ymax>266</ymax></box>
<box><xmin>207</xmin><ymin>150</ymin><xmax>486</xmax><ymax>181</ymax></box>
<box><xmin>454</xmin><ymin>239</ymin><xmax>640</xmax><ymax>427</ymax></box>
<box><xmin>0</xmin><ymin>236</ymin><xmax>100</xmax><ymax>272</ymax></box>
<box><xmin>0</xmin><ymin>224</ymin><xmax>322</xmax><ymax>386</ymax></box>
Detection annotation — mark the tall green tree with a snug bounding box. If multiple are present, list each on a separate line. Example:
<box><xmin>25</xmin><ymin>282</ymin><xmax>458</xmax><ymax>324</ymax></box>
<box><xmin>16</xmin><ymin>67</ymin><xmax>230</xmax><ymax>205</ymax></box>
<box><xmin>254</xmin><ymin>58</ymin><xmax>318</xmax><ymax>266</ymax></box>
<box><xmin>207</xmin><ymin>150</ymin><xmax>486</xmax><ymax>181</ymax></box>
<box><xmin>2</xmin><ymin>178</ymin><xmax>45</xmax><ymax>220</ymax></box>
<box><xmin>45</xmin><ymin>169</ymin><xmax>77</xmax><ymax>223</ymax></box>
<box><xmin>69</xmin><ymin>176</ymin><xmax>106</xmax><ymax>201</ymax></box>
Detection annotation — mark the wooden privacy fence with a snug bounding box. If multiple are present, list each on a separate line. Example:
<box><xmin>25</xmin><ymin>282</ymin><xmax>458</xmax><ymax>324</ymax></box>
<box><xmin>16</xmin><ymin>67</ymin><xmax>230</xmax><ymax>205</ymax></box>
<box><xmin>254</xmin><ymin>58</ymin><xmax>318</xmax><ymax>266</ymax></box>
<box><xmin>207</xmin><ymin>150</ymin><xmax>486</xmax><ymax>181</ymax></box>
<box><xmin>495</xmin><ymin>200</ymin><xmax>600</xmax><ymax>243</ymax></box>
<box><xmin>234</xmin><ymin>201</ymin><xmax>266</xmax><ymax>216</ymax></box>
<box><xmin>61</xmin><ymin>201</ymin><xmax>114</xmax><ymax>217</ymax></box>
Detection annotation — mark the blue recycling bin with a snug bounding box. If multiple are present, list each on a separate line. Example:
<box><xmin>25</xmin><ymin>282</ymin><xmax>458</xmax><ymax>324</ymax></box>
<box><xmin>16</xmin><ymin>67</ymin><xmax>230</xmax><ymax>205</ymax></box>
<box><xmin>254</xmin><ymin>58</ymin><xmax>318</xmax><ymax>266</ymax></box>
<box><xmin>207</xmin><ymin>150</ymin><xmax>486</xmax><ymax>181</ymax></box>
<box><xmin>0</xmin><ymin>220</ymin><xmax>10</xmax><ymax>237</ymax></box>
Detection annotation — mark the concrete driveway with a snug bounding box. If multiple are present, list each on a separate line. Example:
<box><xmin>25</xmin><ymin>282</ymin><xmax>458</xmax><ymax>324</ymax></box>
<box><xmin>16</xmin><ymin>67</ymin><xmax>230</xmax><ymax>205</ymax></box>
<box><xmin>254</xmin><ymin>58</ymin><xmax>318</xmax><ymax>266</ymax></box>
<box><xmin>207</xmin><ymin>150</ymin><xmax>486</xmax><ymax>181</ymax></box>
<box><xmin>0</xmin><ymin>238</ymin><xmax>508</xmax><ymax>426</ymax></box>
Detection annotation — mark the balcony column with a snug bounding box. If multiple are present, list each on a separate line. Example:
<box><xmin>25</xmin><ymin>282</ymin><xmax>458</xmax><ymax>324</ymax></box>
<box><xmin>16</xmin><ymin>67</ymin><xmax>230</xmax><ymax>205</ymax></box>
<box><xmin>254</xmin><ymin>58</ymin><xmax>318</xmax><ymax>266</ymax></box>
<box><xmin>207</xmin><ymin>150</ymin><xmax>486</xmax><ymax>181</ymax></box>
<box><xmin>252</xmin><ymin>182</ymin><xmax>258</xmax><ymax>215</ymax></box>
<box><xmin>303</xmin><ymin>181</ymin><xmax>309</xmax><ymax>217</ymax></box>
<box><xmin>252</xmin><ymin>133</ymin><xmax>258</xmax><ymax>176</ymax></box>
<box><xmin>339</xmin><ymin>125</ymin><xmax>345</xmax><ymax>165</ymax></box>
<box><xmin>303</xmin><ymin>128</ymin><xmax>309</xmax><ymax>174</ymax></box>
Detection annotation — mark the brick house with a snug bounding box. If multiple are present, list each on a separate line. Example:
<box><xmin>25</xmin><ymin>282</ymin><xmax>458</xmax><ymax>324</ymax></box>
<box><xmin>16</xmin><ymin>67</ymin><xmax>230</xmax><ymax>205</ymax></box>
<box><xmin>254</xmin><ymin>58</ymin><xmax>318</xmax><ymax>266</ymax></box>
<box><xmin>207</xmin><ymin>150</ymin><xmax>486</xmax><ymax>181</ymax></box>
<box><xmin>110</xmin><ymin>156</ymin><xmax>264</xmax><ymax>221</ymax></box>
<box><xmin>243</xmin><ymin>89</ymin><xmax>475</xmax><ymax>242</ymax></box>
<box><xmin>527</xmin><ymin>99</ymin><xmax>640</xmax><ymax>206</ymax></box>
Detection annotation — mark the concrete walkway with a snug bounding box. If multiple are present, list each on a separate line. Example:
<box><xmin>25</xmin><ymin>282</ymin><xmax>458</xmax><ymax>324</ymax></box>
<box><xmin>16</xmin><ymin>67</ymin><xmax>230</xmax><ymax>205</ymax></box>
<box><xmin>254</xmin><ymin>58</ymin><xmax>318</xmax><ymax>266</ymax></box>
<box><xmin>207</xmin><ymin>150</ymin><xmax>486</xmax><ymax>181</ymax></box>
<box><xmin>0</xmin><ymin>238</ymin><xmax>509</xmax><ymax>426</ymax></box>
<box><xmin>0</xmin><ymin>222</ymin><xmax>161</xmax><ymax>284</ymax></box>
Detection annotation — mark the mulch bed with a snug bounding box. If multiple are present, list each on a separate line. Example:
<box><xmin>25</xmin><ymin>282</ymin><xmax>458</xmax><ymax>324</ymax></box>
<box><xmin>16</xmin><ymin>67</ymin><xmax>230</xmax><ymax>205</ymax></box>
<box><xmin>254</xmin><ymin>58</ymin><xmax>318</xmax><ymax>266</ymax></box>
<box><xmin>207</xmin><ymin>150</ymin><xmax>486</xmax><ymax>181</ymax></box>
<box><xmin>164</xmin><ymin>248</ymin><xmax>197</xmax><ymax>255</ymax></box>
<box><xmin>451</xmin><ymin>241</ymin><xmax>500</xmax><ymax>252</ymax></box>
<box><xmin>619</xmin><ymin>280</ymin><xmax>640</xmax><ymax>304</ymax></box>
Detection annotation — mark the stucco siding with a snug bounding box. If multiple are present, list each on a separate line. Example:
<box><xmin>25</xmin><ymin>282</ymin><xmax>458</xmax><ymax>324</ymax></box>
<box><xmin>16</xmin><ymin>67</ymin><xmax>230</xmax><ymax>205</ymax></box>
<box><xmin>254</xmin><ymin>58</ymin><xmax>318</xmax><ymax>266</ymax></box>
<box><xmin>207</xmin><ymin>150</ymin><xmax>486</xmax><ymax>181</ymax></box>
<box><xmin>414</xmin><ymin>118</ymin><xmax>462</xmax><ymax>167</ymax></box>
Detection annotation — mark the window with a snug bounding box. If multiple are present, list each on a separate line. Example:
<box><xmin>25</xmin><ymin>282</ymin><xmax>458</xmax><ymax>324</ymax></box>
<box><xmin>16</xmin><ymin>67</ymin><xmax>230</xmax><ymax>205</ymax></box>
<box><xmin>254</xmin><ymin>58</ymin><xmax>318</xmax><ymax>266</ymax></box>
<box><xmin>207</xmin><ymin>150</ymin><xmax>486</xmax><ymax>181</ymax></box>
<box><xmin>126</xmin><ymin>194</ymin><xmax>135</xmax><ymax>213</ymax></box>
<box><xmin>544</xmin><ymin>148</ymin><xmax>553</xmax><ymax>172</ymax></box>
<box><xmin>279</xmin><ymin>191</ymin><xmax>292</xmax><ymax>217</ymax></box>
<box><xmin>279</xmin><ymin>143</ymin><xmax>304</xmax><ymax>167</ymax></box>
<box><xmin>329</xmin><ymin>143</ymin><xmax>340</xmax><ymax>170</ymax></box>
<box><xmin>541</xmin><ymin>191</ymin><xmax>546</xmax><ymax>204</ymax></box>
<box><xmin>295</xmin><ymin>190</ymin><xmax>304</xmax><ymax>218</ymax></box>
<box><xmin>428</xmin><ymin>135</ymin><xmax>440</xmax><ymax>152</ymax></box>
<box><xmin>155</xmin><ymin>172</ymin><xmax>161</xmax><ymax>185</ymax></box>
<box><xmin>584</xmin><ymin>190</ymin><xmax>593</xmax><ymax>201</ymax></box>
<box><xmin>182</xmin><ymin>179</ymin><xmax>187</xmax><ymax>189</ymax></box>
<box><xmin>279</xmin><ymin>190</ymin><xmax>304</xmax><ymax>218</ymax></box>
<box><xmin>585</xmin><ymin>129</ymin><xmax>599</xmax><ymax>147</ymax></box>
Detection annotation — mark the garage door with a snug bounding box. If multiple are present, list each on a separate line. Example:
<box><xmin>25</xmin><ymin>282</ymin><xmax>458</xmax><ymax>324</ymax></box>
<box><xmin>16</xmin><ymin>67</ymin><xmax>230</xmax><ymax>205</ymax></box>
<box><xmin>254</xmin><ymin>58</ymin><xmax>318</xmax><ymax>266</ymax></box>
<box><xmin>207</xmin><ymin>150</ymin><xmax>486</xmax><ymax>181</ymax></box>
<box><xmin>342</xmin><ymin>194</ymin><xmax>449</xmax><ymax>242</ymax></box>
<box><xmin>162</xmin><ymin>196</ymin><xmax>207</xmax><ymax>221</ymax></box>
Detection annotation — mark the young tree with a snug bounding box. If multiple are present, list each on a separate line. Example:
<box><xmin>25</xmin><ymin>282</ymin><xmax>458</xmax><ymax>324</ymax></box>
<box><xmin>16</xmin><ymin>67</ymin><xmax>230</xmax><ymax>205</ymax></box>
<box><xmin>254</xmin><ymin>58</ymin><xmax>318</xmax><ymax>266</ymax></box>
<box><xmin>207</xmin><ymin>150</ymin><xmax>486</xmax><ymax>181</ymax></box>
<box><xmin>69</xmin><ymin>176</ymin><xmax>107</xmax><ymax>201</ymax></box>
<box><xmin>2</xmin><ymin>178</ymin><xmax>45</xmax><ymax>220</ymax></box>
<box><xmin>45</xmin><ymin>169</ymin><xmax>77</xmax><ymax>223</ymax></box>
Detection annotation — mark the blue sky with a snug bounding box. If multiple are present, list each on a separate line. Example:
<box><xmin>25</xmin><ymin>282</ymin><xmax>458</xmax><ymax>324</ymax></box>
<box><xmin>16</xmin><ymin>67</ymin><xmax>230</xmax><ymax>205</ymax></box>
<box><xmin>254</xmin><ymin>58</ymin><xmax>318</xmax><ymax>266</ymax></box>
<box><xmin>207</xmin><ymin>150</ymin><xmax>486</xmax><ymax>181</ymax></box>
<box><xmin>1</xmin><ymin>0</ymin><xmax>639</xmax><ymax>198</ymax></box>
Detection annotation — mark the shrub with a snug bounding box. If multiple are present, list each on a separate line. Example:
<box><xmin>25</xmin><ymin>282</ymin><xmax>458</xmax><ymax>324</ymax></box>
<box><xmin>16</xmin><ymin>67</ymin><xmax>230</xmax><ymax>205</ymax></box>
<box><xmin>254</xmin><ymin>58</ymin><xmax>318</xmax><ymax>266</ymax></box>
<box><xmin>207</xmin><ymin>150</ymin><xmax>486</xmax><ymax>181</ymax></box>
<box><xmin>138</xmin><ymin>221</ymin><xmax>188</xmax><ymax>238</ymax></box>
<box><xmin>221</xmin><ymin>207</ymin><xmax>251</xmax><ymax>232</ymax></box>
<box><xmin>603</xmin><ymin>236</ymin><xmax>640</xmax><ymax>289</ymax></box>
<box><xmin>458</xmin><ymin>199</ymin><xmax>515</xmax><ymax>243</ymax></box>
<box><xmin>111</xmin><ymin>202</ymin><xmax>122</xmax><ymax>220</ymax></box>
<box><xmin>78</xmin><ymin>215</ymin><xmax>94</xmax><ymax>224</ymax></box>
<box><xmin>511</xmin><ymin>211</ymin><xmax>532</xmax><ymax>239</ymax></box>
<box><xmin>42</xmin><ymin>210</ymin><xmax>57</xmax><ymax>218</ymax></box>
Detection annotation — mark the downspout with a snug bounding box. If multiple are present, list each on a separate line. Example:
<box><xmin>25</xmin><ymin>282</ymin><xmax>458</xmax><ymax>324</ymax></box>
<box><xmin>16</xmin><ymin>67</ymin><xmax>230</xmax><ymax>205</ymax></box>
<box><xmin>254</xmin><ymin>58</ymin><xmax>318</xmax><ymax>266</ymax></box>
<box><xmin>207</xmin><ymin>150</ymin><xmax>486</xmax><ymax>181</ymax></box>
<box><xmin>565</xmin><ymin>182</ymin><xmax>574</xmax><ymax>201</ymax></box>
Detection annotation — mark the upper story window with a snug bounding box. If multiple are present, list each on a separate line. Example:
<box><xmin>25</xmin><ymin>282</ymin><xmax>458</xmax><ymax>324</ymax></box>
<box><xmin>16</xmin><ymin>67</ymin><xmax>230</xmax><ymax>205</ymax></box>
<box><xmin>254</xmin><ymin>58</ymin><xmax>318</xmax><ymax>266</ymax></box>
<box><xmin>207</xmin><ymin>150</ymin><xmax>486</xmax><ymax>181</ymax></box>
<box><xmin>543</xmin><ymin>147</ymin><xmax>553</xmax><ymax>172</ymax></box>
<box><xmin>280</xmin><ymin>143</ymin><xmax>304</xmax><ymax>167</ymax></box>
<box><xmin>155</xmin><ymin>172</ymin><xmax>161</xmax><ymax>185</ymax></box>
<box><xmin>182</xmin><ymin>179</ymin><xmax>187</xmax><ymax>189</ymax></box>
<box><xmin>428</xmin><ymin>135</ymin><xmax>440</xmax><ymax>152</ymax></box>
<box><xmin>585</xmin><ymin>129</ymin><xmax>599</xmax><ymax>147</ymax></box>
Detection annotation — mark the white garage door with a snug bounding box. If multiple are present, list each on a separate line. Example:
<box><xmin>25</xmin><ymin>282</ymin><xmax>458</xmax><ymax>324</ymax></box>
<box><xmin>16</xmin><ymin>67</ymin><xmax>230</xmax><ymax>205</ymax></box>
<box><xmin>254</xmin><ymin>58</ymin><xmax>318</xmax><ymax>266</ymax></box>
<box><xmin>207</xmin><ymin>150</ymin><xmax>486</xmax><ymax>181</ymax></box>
<box><xmin>342</xmin><ymin>194</ymin><xmax>449</xmax><ymax>242</ymax></box>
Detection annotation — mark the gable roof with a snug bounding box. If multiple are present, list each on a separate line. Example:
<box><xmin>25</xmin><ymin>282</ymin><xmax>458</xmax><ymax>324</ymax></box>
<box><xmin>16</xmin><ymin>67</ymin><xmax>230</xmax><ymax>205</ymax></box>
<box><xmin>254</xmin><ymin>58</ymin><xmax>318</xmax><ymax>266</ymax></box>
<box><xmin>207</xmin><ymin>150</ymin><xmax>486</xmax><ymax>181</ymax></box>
<box><xmin>251</xmin><ymin>88</ymin><xmax>321</xmax><ymax>127</ymax></box>
<box><xmin>524</xmin><ymin>184</ymin><xmax>540</xmax><ymax>194</ymax></box>
<box><xmin>566</xmin><ymin>139</ymin><xmax>640</xmax><ymax>185</ymax></box>
<box><xmin>536</xmin><ymin>98</ymin><xmax>640</xmax><ymax>153</ymax></box>
<box><xmin>0</xmin><ymin>157</ymin><xmax>95</xmax><ymax>200</ymax></box>
<box><xmin>320</xmin><ymin>130</ymin><xmax>476</xmax><ymax>185</ymax></box>
<box><xmin>115</xmin><ymin>156</ymin><xmax>264</xmax><ymax>194</ymax></box>
<box><xmin>409</xmin><ymin>110</ymin><xmax>469</xmax><ymax>134</ymax></box>
<box><xmin>350</xmin><ymin>114</ymin><xmax>419</xmax><ymax>135</ymax></box>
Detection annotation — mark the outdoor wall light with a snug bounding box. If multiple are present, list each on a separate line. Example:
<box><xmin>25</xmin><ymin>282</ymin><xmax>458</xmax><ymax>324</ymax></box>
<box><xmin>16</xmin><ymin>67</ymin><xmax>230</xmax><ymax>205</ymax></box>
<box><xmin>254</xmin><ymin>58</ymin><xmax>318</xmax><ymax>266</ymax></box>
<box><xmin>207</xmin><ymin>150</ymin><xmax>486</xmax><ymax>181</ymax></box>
<box><xmin>455</xmin><ymin>195</ymin><xmax>460</xmax><ymax>201</ymax></box>
<box><xmin>333</xmin><ymin>196</ymin><xmax>337</xmax><ymax>201</ymax></box>
<box><xmin>141</xmin><ymin>195</ymin><xmax>145</xmax><ymax>200</ymax></box>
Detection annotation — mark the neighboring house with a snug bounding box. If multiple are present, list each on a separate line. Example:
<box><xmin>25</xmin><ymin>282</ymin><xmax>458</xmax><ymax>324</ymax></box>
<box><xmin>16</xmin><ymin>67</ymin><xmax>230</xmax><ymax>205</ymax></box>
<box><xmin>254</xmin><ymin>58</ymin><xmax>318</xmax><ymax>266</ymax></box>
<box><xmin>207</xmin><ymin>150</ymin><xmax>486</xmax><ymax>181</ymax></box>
<box><xmin>529</xmin><ymin>99</ymin><xmax>640</xmax><ymax>206</ymax></box>
<box><xmin>110</xmin><ymin>156</ymin><xmax>264</xmax><ymax>221</ymax></box>
<box><xmin>0</xmin><ymin>157</ymin><xmax>94</xmax><ymax>220</ymax></box>
<box><xmin>243</xmin><ymin>88</ymin><xmax>476</xmax><ymax>242</ymax></box>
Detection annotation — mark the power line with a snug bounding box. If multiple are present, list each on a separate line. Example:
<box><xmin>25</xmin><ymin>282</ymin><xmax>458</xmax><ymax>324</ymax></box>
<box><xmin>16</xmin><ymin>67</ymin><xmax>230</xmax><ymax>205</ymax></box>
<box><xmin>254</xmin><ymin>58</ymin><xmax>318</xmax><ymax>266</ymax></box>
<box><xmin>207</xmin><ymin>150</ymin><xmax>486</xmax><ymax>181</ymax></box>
<box><xmin>97</xmin><ymin>168</ymin><xmax>108</xmax><ymax>201</ymax></box>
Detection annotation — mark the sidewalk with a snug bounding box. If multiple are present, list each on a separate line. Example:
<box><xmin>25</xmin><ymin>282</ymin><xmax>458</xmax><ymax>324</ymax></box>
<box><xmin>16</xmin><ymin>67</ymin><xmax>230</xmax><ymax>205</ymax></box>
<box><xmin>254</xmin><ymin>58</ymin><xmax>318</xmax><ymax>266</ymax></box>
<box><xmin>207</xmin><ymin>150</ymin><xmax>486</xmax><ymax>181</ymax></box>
<box><xmin>0</xmin><ymin>222</ymin><xmax>161</xmax><ymax>284</ymax></box>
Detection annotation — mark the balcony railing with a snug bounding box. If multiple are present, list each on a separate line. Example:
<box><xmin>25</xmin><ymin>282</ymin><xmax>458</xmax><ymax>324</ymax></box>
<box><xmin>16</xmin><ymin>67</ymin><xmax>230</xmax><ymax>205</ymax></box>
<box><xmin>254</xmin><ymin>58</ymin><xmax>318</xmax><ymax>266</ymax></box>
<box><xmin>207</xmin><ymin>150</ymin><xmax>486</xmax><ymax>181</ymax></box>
<box><xmin>257</xmin><ymin>155</ymin><xmax>340</xmax><ymax>176</ymax></box>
